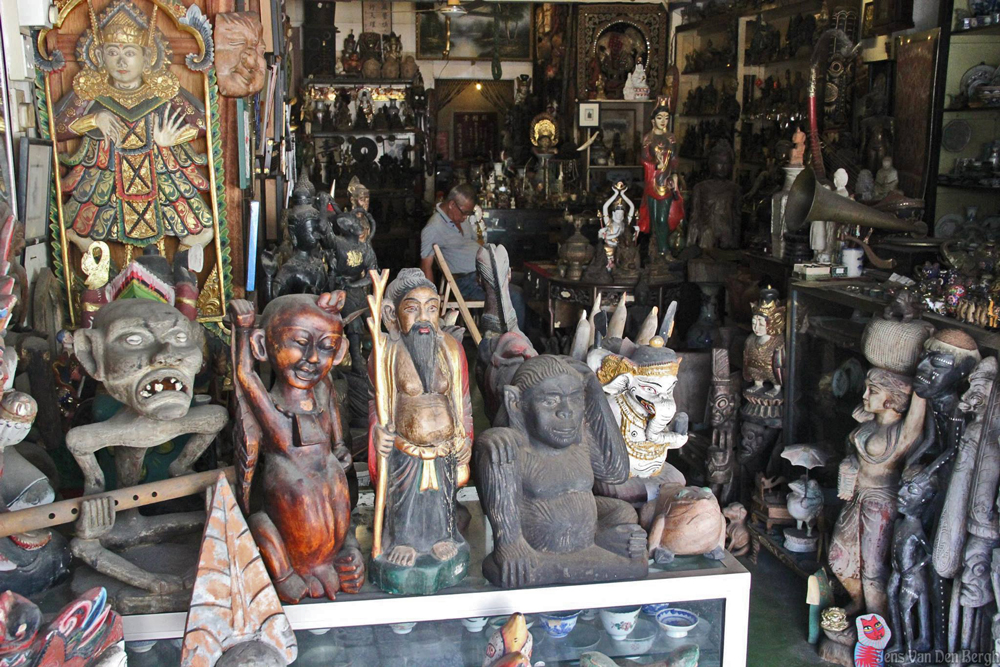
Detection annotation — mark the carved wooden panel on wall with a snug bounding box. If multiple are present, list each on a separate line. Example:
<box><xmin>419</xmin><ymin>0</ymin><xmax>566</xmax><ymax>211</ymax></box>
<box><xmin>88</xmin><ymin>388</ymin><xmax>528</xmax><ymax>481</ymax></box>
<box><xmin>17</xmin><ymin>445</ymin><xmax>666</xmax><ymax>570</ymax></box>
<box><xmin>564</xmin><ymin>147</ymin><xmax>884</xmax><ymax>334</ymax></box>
<box><xmin>37</xmin><ymin>0</ymin><xmax>233</xmax><ymax>328</ymax></box>
<box><xmin>893</xmin><ymin>29</ymin><xmax>939</xmax><ymax>200</ymax></box>
<box><xmin>575</xmin><ymin>4</ymin><xmax>668</xmax><ymax>102</ymax></box>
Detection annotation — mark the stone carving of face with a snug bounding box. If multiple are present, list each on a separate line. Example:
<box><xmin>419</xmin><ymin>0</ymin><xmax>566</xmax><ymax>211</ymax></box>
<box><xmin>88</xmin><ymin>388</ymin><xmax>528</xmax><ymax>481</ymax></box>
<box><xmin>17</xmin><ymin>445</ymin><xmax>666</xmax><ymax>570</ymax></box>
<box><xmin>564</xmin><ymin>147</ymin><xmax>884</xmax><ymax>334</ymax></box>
<box><xmin>74</xmin><ymin>300</ymin><xmax>204</xmax><ymax>421</ymax></box>
<box><xmin>861</xmin><ymin>369</ymin><xmax>910</xmax><ymax>417</ymax></box>
<box><xmin>959</xmin><ymin>361</ymin><xmax>996</xmax><ymax>414</ymax></box>
<box><xmin>751</xmin><ymin>314</ymin><xmax>768</xmax><ymax>337</ymax></box>
<box><xmin>291</xmin><ymin>210</ymin><xmax>320</xmax><ymax>251</ymax></box>
<box><xmin>519</xmin><ymin>374</ymin><xmax>584</xmax><ymax>450</ymax></box>
<box><xmin>896</xmin><ymin>467</ymin><xmax>936</xmax><ymax>516</ymax></box>
<box><xmin>710</xmin><ymin>386</ymin><xmax>735</xmax><ymax>427</ymax></box>
<box><xmin>914</xmin><ymin>350</ymin><xmax>967</xmax><ymax>400</ymax></box>
<box><xmin>254</xmin><ymin>299</ymin><xmax>345</xmax><ymax>391</ymax></box>
<box><xmin>98</xmin><ymin>43</ymin><xmax>148</xmax><ymax>89</ymax></box>
<box><xmin>215</xmin><ymin>12</ymin><xmax>267</xmax><ymax>97</ymax></box>
<box><xmin>352</xmin><ymin>192</ymin><xmax>370</xmax><ymax>212</ymax></box>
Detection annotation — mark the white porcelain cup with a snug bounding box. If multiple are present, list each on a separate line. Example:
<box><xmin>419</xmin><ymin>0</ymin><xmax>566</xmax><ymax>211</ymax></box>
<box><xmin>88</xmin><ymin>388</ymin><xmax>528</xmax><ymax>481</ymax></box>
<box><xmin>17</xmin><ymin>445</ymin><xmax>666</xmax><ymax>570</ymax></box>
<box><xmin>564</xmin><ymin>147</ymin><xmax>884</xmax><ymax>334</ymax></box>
<box><xmin>843</xmin><ymin>247</ymin><xmax>864</xmax><ymax>278</ymax></box>
<box><xmin>462</xmin><ymin>617</ymin><xmax>489</xmax><ymax>633</ymax></box>
<box><xmin>599</xmin><ymin>606</ymin><xmax>641</xmax><ymax>640</ymax></box>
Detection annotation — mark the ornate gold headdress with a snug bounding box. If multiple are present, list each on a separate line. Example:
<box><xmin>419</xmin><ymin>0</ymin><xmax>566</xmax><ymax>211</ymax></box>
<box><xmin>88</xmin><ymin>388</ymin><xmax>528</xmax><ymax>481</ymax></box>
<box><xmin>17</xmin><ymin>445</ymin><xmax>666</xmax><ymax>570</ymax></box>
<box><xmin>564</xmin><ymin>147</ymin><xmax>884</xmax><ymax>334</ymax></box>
<box><xmin>751</xmin><ymin>285</ymin><xmax>786</xmax><ymax>335</ymax></box>
<box><xmin>75</xmin><ymin>0</ymin><xmax>178</xmax><ymax>107</ymax></box>
<box><xmin>597</xmin><ymin>339</ymin><xmax>682</xmax><ymax>383</ymax></box>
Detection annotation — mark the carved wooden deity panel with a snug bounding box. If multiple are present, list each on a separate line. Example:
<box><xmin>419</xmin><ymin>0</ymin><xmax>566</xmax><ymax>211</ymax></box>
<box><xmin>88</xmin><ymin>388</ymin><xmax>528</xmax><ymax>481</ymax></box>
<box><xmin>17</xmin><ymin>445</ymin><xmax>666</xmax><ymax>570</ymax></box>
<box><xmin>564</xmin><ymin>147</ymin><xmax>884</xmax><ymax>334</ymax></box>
<box><xmin>35</xmin><ymin>0</ymin><xmax>231</xmax><ymax>328</ymax></box>
<box><xmin>575</xmin><ymin>5</ymin><xmax>667</xmax><ymax>102</ymax></box>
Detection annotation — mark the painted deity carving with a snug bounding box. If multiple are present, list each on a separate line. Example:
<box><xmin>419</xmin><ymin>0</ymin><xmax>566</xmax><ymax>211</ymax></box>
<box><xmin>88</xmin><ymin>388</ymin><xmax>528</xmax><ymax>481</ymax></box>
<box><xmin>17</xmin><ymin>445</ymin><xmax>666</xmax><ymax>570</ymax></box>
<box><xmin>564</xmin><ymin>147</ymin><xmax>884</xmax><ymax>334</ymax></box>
<box><xmin>55</xmin><ymin>0</ymin><xmax>214</xmax><ymax>254</ymax></box>
<box><xmin>593</xmin><ymin>335</ymin><xmax>689</xmax><ymax>505</ymax></box>
<box><xmin>230</xmin><ymin>294</ymin><xmax>365</xmax><ymax>604</ymax></box>
<box><xmin>476</xmin><ymin>355</ymin><xmax>648</xmax><ymax>588</ymax></box>
<box><xmin>596</xmin><ymin>181</ymin><xmax>638</xmax><ymax>278</ymax></box>
<box><xmin>0</xmin><ymin>587</ymin><xmax>125</xmax><ymax>667</ymax></box>
<box><xmin>325</xmin><ymin>177</ymin><xmax>378</xmax><ymax>373</ymax></box>
<box><xmin>368</xmin><ymin>269</ymin><xmax>473</xmax><ymax>594</ymax></box>
<box><xmin>638</xmin><ymin>97</ymin><xmax>684</xmax><ymax>260</ymax></box>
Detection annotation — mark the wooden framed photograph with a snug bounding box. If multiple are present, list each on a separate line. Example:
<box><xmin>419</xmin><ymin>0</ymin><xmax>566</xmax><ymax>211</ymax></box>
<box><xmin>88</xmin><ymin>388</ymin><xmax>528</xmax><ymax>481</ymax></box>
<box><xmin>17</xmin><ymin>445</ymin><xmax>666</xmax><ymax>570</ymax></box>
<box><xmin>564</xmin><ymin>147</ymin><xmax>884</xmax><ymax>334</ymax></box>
<box><xmin>416</xmin><ymin>3</ymin><xmax>533</xmax><ymax>61</ymax></box>
<box><xmin>579</xmin><ymin>102</ymin><xmax>600</xmax><ymax>128</ymax></box>
<box><xmin>17</xmin><ymin>139</ymin><xmax>53</xmax><ymax>243</ymax></box>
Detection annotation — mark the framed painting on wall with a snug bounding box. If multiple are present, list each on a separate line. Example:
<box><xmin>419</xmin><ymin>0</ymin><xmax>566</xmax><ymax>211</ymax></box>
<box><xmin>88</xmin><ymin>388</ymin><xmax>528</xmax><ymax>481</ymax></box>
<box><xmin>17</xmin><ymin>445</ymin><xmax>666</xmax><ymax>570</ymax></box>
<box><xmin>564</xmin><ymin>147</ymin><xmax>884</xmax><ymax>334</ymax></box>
<box><xmin>416</xmin><ymin>3</ymin><xmax>533</xmax><ymax>61</ymax></box>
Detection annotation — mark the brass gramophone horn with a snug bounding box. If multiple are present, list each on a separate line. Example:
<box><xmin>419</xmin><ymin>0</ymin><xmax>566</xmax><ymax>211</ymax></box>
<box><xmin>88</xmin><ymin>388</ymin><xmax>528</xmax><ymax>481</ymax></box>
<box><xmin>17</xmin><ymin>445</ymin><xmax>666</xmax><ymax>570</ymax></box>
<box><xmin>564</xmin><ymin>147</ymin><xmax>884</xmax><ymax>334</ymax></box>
<box><xmin>784</xmin><ymin>168</ymin><xmax>928</xmax><ymax>237</ymax></box>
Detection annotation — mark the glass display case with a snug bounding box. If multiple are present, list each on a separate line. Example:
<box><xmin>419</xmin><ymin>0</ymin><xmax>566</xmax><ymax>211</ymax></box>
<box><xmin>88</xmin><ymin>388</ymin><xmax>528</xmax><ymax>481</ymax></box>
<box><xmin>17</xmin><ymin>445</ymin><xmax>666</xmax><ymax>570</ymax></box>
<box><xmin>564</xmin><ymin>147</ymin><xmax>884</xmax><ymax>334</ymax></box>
<box><xmin>118</xmin><ymin>490</ymin><xmax>750</xmax><ymax>666</ymax></box>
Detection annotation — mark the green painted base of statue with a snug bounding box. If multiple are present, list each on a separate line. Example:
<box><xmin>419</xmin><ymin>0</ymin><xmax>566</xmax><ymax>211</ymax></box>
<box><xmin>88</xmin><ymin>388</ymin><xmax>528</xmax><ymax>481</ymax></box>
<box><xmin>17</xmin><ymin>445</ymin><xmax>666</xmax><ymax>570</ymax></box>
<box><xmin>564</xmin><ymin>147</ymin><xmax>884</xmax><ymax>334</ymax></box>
<box><xmin>369</xmin><ymin>542</ymin><xmax>470</xmax><ymax>596</ymax></box>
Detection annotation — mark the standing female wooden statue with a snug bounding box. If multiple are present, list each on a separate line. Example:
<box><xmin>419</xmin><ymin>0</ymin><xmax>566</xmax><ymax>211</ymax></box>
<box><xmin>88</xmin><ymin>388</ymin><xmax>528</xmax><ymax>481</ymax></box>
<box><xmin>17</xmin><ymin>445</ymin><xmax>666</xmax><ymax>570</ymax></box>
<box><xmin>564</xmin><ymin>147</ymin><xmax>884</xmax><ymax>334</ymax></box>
<box><xmin>638</xmin><ymin>97</ymin><xmax>684</xmax><ymax>260</ymax></box>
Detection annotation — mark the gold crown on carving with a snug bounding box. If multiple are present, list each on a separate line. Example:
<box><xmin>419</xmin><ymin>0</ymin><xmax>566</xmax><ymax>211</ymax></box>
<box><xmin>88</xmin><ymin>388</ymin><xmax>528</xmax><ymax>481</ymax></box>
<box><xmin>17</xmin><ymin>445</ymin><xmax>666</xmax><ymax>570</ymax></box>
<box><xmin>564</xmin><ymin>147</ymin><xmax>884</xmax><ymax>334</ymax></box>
<box><xmin>751</xmin><ymin>285</ymin><xmax>786</xmax><ymax>333</ymax></box>
<box><xmin>89</xmin><ymin>0</ymin><xmax>157</xmax><ymax>47</ymax></box>
<box><xmin>596</xmin><ymin>352</ymin><xmax>680</xmax><ymax>385</ymax></box>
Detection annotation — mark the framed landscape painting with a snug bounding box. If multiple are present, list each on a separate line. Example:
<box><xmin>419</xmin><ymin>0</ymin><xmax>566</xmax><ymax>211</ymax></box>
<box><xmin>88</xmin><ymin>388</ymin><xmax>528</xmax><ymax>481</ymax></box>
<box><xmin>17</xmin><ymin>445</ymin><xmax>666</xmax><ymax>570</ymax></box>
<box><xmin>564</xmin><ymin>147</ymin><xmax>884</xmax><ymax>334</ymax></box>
<box><xmin>416</xmin><ymin>3</ymin><xmax>533</xmax><ymax>61</ymax></box>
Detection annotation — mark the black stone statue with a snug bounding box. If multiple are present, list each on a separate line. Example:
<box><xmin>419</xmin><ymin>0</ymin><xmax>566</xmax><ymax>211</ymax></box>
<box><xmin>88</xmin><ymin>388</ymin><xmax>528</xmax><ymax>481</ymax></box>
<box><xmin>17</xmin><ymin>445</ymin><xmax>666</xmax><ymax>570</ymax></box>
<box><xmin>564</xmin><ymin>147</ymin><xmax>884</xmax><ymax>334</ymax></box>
<box><xmin>475</xmin><ymin>355</ymin><xmax>648</xmax><ymax>588</ymax></box>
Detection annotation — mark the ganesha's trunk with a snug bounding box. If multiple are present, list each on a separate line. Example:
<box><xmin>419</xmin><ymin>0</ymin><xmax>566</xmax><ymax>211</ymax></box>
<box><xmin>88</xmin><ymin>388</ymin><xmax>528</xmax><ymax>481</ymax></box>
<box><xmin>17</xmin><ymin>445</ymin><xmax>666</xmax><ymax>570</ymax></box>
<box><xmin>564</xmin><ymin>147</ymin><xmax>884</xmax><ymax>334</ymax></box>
<box><xmin>646</xmin><ymin>406</ymin><xmax>674</xmax><ymax>442</ymax></box>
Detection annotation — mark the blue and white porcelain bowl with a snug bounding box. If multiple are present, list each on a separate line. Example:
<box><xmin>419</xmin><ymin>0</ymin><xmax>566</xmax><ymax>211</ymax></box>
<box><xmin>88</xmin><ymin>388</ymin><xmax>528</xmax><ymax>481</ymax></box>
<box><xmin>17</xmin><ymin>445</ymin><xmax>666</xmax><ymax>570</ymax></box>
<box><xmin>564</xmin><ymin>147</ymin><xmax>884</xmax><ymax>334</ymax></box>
<box><xmin>656</xmin><ymin>608</ymin><xmax>699</xmax><ymax>638</ymax></box>
<box><xmin>538</xmin><ymin>610</ymin><xmax>582</xmax><ymax>638</ymax></box>
<box><xmin>641</xmin><ymin>603</ymin><xmax>671</xmax><ymax>617</ymax></box>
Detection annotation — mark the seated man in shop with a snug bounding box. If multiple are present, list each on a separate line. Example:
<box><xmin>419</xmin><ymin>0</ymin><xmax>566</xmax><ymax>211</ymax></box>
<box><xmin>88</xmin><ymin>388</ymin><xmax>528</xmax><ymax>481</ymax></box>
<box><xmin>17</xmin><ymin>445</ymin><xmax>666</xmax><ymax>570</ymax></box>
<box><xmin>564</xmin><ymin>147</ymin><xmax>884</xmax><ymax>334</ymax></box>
<box><xmin>419</xmin><ymin>184</ymin><xmax>526</xmax><ymax>330</ymax></box>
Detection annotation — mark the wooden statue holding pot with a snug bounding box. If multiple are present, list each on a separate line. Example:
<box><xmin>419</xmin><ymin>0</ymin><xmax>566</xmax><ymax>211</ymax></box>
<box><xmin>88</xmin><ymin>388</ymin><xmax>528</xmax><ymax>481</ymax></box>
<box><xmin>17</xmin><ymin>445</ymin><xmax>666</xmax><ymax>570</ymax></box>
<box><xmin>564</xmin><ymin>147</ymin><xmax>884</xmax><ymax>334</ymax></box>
<box><xmin>230</xmin><ymin>293</ymin><xmax>365</xmax><ymax>604</ymax></box>
<box><xmin>830</xmin><ymin>303</ymin><xmax>932</xmax><ymax>616</ymax></box>
<box><xmin>475</xmin><ymin>355</ymin><xmax>648</xmax><ymax>588</ymax></box>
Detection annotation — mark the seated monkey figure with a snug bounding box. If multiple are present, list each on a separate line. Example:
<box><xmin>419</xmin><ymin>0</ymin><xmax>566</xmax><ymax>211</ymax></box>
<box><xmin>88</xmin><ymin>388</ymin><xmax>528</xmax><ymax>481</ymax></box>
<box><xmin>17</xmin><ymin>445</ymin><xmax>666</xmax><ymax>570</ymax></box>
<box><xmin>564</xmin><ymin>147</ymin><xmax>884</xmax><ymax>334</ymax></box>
<box><xmin>67</xmin><ymin>300</ymin><xmax>228</xmax><ymax>602</ymax></box>
<box><xmin>475</xmin><ymin>355</ymin><xmax>648</xmax><ymax>588</ymax></box>
<box><xmin>231</xmin><ymin>293</ymin><xmax>364</xmax><ymax>603</ymax></box>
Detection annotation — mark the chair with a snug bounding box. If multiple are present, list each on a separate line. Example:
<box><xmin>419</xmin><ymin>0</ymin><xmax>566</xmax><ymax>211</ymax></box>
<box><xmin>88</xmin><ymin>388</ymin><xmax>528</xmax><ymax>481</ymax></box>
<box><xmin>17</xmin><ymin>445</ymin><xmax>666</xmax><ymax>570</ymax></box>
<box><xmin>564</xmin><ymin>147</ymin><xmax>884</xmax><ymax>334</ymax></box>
<box><xmin>432</xmin><ymin>244</ymin><xmax>483</xmax><ymax>345</ymax></box>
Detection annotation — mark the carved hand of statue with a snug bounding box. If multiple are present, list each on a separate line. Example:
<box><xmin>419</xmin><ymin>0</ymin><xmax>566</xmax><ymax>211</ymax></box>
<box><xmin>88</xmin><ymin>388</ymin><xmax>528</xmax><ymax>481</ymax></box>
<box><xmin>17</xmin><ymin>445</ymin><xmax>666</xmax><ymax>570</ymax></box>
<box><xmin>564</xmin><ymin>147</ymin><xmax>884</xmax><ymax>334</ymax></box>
<box><xmin>333</xmin><ymin>442</ymin><xmax>352</xmax><ymax>470</ymax></box>
<box><xmin>152</xmin><ymin>107</ymin><xmax>194</xmax><ymax>148</ymax></box>
<box><xmin>94</xmin><ymin>111</ymin><xmax>128</xmax><ymax>146</ymax></box>
<box><xmin>373</xmin><ymin>423</ymin><xmax>396</xmax><ymax>458</ymax></box>
<box><xmin>75</xmin><ymin>496</ymin><xmax>116</xmax><ymax>541</ymax></box>
<box><xmin>229</xmin><ymin>299</ymin><xmax>257</xmax><ymax>330</ymax></box>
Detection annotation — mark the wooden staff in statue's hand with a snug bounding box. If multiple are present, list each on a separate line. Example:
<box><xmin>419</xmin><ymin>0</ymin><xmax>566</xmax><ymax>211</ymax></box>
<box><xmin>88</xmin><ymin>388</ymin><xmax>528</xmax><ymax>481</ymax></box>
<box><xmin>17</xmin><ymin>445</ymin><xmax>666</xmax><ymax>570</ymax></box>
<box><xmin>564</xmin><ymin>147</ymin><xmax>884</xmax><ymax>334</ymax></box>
<box><xmin>366</xmin><ymin>268</ymin><xmax>392</xmax><ymax>559</ymax></box>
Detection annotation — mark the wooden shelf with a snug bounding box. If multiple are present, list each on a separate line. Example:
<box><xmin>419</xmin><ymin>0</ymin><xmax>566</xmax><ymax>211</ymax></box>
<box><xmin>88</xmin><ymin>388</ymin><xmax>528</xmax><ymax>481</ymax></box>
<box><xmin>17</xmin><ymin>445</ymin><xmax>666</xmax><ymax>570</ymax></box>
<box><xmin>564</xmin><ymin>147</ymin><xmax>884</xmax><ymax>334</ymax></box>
<box><xmin>681</xmin><ymin>64</ymin><xmax>738</xmax><ymax>76</ymax></box>
<box><xmin>588</xmin><ymin>165</ymin><xmax>643</xmax><ymax>169</ymax></box>
<box><xmin>743</xmin><ymin>53</ymin><xmax>812</xmax><ymax>68</ymax></box>
<box><xmin>943</xmin><ymin>105</ymin><xmax>1000</xmax><ymax>113</ymax></box>
<box><xmin>675</xmin><ymin>12</ymin><xmax>735</xmax><ymax>35</ymax></box>
<box><xmin>937</xmin><ymin>179</ymin><xmax>1000</xmax><ymax>191</ymax></box>
<box><xmin>950</xmin><ymin>22</ymin><xmax>1000</xmax><ymax>37</ymax></box>
<box><xmin>309</xmin><ymin>130</ymin><xmax>417</xmax><ymax>137</ymax></box>
<box><xmin>304</xmin><ymin>77</ymin><xmax>414</xmax><ymax>87</ymax></box>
